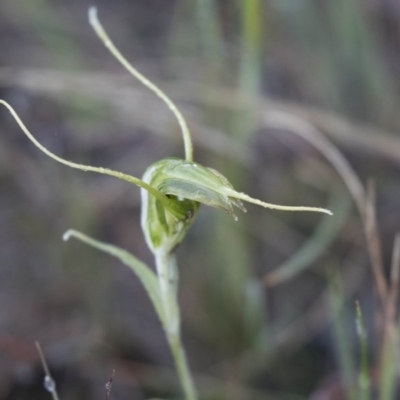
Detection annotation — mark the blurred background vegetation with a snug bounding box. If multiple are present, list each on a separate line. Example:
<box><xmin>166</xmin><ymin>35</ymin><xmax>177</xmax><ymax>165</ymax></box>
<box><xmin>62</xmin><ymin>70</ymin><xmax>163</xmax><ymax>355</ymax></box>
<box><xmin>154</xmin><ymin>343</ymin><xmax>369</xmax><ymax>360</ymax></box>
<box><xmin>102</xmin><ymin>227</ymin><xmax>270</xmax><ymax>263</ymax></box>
<box><xmin>1</xmin><ymin>1</ymin><xmax>400</xmax><ymax>399</ymax></box>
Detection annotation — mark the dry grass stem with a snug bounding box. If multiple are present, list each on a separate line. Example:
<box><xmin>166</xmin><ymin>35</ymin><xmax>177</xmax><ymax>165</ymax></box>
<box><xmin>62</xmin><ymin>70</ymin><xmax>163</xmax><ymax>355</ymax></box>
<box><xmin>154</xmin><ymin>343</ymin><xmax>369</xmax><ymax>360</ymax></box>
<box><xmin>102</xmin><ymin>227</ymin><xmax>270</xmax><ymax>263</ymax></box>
<box><xmin>365</xmin><ymin>181</ymin><xmax>387</xmax><ymax>310</ymax></box>
<box><xmin>2</xmin><ymin>68</ymin><xmax>400</xmax><ymax>163</ymax></box>
<box><xmin>384</xmin><ymin>233</ymin><xmax>400</xmax><ymax>340</ymax></box>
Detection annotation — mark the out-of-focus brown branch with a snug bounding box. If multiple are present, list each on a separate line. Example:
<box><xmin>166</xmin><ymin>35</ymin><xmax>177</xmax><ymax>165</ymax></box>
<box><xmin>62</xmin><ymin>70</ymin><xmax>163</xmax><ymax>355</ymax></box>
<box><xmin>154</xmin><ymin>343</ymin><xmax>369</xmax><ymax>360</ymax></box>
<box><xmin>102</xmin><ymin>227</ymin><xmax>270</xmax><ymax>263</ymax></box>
<box><xmin>259</xmin><ymin>112</ymin><xmax>390</xmax><ymax>325</ymax></box>
<box><xmin>365</xmin><ymin>181</ymin><xmax>387</xmax><ymax>309</ymax></box>
<box><xmin>386</xmin><ymin>233</ymin><xmax>400</xmax><ymax>337</ymax></box>
<box><xmin>105</xmin><ymin>370</ymin><xmax>115</xmax><ymax>400</ymax></box>
<box><xmin>1</xmin><ymin>68</ymin><xmax>400</xmax><ymax>164</ymax></box>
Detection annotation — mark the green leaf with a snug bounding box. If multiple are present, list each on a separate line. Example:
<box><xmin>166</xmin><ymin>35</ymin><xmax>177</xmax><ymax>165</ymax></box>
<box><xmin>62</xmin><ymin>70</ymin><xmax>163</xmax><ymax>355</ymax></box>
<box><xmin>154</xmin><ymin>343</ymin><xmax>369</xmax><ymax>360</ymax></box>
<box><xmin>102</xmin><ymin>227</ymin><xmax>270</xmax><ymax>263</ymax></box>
<box><xmin>63</xmin><ymin>229</ymin><xmax>165</xmax><ymax>326</ymax></box>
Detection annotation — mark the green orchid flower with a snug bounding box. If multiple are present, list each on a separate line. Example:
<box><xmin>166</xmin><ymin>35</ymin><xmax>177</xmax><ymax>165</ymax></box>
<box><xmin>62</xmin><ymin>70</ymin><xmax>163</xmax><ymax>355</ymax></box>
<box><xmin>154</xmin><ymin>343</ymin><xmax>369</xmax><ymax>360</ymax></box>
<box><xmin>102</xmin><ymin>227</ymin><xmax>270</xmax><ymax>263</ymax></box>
<box><xmin>0</xmin><ymin>7</ymin><xmax>330</xmax><ymax>258</ymax></box>
<box><xmin>141</xmin><ymin>156</ymin><xmax>331</xmax><ymax>255</ymax></box>
<box><xmin>0</xmin><ymin>8</ymin><xmax>332</xmax><ymax>400</ymax></box>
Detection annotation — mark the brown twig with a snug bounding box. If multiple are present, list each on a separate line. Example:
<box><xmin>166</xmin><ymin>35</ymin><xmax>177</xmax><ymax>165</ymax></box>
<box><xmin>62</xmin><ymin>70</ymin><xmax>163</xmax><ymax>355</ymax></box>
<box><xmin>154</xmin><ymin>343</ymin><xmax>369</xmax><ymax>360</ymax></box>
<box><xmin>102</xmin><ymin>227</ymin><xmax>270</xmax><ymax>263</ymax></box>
<box><xmin>364</xmin><ymin>181</ymin><xmax>387</xmax><ymax>310</ymax></box>
<box><xmin>385</xmin><ymin>233</ymin><xmax>400</xmax><ymax>340</ymax></box>
<box><xmin>105</xmin><ymin>370</ymin><xmax>115</xmax><ymax>400</ymax></box>
<box><xmin>35</xmin><ymin>342</ymin><xmax>60</xmax><ymax>400</ymax></box>
<box><xmin>259</xmin><ymin>112</ymin><xmax>389</xmax><ymax>312</ymax></box>
<box><xmin>377</xmin><ymin>234</ymin><xmax>400</xmax><ymax>396</ymax></box>
<box><xmin>2</xmin><ymin>68</ymin><xmax>400</xmax><ymax>164</ymax></box>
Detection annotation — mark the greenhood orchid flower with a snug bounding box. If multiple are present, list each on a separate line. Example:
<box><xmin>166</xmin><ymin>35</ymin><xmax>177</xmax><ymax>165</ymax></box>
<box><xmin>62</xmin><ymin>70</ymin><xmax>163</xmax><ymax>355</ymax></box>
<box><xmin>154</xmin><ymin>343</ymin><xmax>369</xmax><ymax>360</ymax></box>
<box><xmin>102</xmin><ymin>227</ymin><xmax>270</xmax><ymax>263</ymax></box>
<box><xmin>140</xmin><ymin>157</ymin><xmax>331</xmax><ymax>254</ymax></box>
<box><xmin>0</xmin><ymin>7</ymin><xmax>331</xmax><ymax>256</ymax></box>
<box><xmin>0</xmin><ymin>8</ymin><xmax>332</xmax><ymax>400</ymax></box>
<box><xmin>0</xmin><ymin>96</ymin><xmax>330</xmax><ymax>256</ymax></box>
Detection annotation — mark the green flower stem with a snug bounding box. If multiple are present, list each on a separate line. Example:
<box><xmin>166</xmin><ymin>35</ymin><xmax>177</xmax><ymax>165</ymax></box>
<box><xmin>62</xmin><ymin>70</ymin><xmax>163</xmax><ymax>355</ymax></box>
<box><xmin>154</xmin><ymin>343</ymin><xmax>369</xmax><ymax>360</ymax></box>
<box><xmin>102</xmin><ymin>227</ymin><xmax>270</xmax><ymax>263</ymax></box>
<box><xmin>155</xmin><ymin>251</ymin><xmax>198</xmax><ymax>400</ymax></box>
<box><xmin>155</xmin><ymin>252</ymin><xmax>180</xmax><ymax>335</ymax></box>
<box><xmin>169</xmin><ymin>331</ymin><xmax>197</xmax><ymax>400</ymax></box>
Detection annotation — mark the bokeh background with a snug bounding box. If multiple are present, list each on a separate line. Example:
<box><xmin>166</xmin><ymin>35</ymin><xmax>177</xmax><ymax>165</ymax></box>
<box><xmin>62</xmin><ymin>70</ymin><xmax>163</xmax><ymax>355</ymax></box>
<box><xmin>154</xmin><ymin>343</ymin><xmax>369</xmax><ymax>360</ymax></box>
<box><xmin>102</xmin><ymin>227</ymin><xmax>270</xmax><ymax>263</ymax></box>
<box><xmin>1</xmin><ymin>1</ymin><xmax>400</xmax><ymax>399</ymax></box>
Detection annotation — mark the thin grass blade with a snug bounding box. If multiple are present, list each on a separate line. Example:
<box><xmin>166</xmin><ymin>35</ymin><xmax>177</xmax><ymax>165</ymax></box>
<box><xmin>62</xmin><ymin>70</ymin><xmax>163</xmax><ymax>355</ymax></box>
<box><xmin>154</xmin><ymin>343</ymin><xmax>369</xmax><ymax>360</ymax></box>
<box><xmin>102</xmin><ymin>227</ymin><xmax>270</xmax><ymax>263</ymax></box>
<box><xmin>63</xmin><ymin>229</ymin><xmax>165</xmax><ymax>326</ymax></box>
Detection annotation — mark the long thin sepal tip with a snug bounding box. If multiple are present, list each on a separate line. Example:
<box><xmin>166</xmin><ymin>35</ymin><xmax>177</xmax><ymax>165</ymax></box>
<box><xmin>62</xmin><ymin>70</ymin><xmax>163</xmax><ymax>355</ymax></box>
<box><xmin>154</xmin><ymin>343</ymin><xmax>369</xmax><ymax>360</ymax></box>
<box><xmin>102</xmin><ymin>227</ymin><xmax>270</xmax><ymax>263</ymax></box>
<box><xmin>88</xmin><ymin>6</ymin><xmax>98</xmax><ymax>26</ymax></box>
<box><xmin>63</xmin><ymin>229</ymin><xmax>76</xmax><ymax>242</ymax></box>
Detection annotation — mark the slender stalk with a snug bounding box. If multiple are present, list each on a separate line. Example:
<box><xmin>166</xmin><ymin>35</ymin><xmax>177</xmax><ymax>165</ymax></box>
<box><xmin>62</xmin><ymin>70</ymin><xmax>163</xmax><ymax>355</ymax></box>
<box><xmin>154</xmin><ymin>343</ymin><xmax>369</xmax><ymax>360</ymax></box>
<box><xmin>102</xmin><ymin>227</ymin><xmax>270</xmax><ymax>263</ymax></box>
<box><xmin>239</xmin><ymin>0</ymin><xmax>262</xmax><ymax>101</ymax></box>
<box><xmin>169</xmin><ymin>335</ymin><xmax>197</xmax><ymax>400</ymax></box>
<box><xmin>379</xmin><ymin>233</ymin><xmax>400</xmax><ymax>400</ymax></box>
<box><xmin>35</xmin><ymin>342</ymin><xmax>61</xmax><ymax>400</ymax></box>
<box><xmin>155</xmin><ymin>252</ymin><xmax>198</xmax><ymax>400</ymax></box>
<box><xmin>355</xmin><ymin>301</ymin><xmax>371</xmax><ymax>400</ymax></box>
<box><xmin>155</xmin><ymin>252</ymin><xmax>180</xmax><ymax>335</ymax></box>
<box><xmin>329</xmin><ymin>274</ymin><xmax>357</xmax><ymax>400</ymax></box>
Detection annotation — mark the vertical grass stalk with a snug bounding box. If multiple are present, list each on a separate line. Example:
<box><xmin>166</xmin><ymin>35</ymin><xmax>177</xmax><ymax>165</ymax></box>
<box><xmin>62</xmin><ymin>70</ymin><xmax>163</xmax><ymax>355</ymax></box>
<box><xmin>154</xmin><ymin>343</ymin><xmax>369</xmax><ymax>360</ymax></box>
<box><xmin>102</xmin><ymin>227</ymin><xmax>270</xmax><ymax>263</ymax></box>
<box><xmin>329</xmin><ymin>273</ymin><xmax>356</xmax><ymax>400</ymax></box>
<box><xmin>355</xmin><ymin>301</ymin><xmax>371</xmax><ymax>400</ymax></box>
